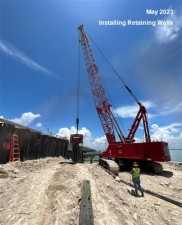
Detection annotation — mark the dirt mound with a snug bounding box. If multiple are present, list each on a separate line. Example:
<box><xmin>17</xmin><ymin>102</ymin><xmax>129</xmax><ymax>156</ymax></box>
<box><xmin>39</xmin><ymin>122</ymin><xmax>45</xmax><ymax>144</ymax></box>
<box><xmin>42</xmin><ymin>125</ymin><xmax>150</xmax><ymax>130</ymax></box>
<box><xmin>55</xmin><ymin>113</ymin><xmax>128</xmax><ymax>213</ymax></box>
<box><xmin>0</xmin><ymin>158</ymin><xmax>181</xmax><ymax>225</ymax></box>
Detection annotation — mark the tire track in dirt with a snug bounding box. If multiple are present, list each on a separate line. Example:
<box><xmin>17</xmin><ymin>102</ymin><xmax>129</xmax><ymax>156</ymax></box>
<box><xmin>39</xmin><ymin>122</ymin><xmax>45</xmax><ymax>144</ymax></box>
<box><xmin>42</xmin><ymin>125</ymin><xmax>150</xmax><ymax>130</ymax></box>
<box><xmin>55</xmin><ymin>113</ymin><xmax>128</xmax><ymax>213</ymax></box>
<box><xmin>39</xmin><ymin>164</ymin><xmax>82</xmax><ymax>225</ymax></box>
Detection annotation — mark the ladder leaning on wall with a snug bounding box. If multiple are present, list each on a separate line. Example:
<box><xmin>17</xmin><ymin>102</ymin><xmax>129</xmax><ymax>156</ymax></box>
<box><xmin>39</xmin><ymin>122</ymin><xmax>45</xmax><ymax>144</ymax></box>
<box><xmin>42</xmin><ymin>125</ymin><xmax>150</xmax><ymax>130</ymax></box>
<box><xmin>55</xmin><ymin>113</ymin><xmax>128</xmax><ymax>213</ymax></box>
<box><xmin>9</xmin><ymin>134</ymin><xmax>20</xmax><ymax>162</ymax></box>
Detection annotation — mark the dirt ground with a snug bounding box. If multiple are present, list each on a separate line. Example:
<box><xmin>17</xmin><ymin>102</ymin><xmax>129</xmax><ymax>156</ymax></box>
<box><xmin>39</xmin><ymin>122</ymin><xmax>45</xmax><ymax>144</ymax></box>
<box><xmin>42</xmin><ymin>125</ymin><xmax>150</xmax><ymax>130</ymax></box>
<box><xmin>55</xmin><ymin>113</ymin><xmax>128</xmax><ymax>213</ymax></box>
<box><xmin>0</xmin><ymin>157</ymin><xmax>182</xmax><ymax>225</ymax></box>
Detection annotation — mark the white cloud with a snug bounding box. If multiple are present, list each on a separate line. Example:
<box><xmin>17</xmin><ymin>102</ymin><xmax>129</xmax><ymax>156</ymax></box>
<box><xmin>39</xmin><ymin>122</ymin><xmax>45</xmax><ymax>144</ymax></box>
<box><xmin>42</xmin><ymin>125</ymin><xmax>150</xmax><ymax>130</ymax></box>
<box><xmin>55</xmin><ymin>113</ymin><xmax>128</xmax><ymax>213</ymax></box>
<box><xmin>159</xmin><ymin>101</ymin><xmax>182</xmax><ymax>116</ymax></box>
<box><xmin>11</xmin><ymin>112</ymin><xmax>41</xmax><ymax>126</ymax></box>
<box><xmin>0</xmin><ymin>39</ymin><xmax>58</xmax><ymax>78</ymax></box>
<box><xmin>112</xmin><ymin>101</ymin><xmax>155</xmax><ymax>118</ymax></box>
<box><xmin>155</xmin><ymin>14</ymin><xmax>182</xmax><ymax>43</ymax></box>
<box><xmin>0</xmin><ymin>116</ymin><xmax>4</xmax><ymax>119</ymax></box>
<box><xmin>150</xmin><ymin>123</ymin><xmax>182</xmax><ymax>149</ymax></box>
<box><xmin>94</xmin><ymin>136</ymin><xmax>107</xmax><ymax>145</ymax></box>
<box><xmin>57</xmin><ymin>126</ymin><xmax>77</xmax><ymax>139</ymax></box>
<box><xmin>57</xmin><ymin>126</ymin><xmax>92</xmax><ymax>143</ymax></box>
<box><xmin>92</xmin><ymin>136</ymin><xmax>107</xmax><ymax>150</ymax></box>
<box><xmin>57</xmin><ymin>126</ymin><xmax>106</xmax><ymax>150</ymax></box>
<box><xmin>35</xmin><ymin>122</ymin><xmax>42</xmax><ymax>128</ymax></box>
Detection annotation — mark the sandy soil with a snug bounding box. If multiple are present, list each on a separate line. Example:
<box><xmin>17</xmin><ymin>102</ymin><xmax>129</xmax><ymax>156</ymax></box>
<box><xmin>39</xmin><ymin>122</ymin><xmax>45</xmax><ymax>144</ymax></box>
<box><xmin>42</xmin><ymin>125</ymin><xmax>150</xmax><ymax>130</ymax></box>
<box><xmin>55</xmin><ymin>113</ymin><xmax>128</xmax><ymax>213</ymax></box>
<box><xmin>0</xmin><ymin>158</ymin><xmax>181</xmax><ymax>225</ymax></box>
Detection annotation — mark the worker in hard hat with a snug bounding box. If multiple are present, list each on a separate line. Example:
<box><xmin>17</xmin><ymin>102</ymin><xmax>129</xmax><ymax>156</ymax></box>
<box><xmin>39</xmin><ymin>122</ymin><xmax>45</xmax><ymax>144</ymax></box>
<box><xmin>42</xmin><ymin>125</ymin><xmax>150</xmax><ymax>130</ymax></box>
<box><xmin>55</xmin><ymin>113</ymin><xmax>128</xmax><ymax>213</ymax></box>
<box><xmin>130</xmin><ymin>162</ymin><xmax>144</xmax><ymax>197</ymax></box>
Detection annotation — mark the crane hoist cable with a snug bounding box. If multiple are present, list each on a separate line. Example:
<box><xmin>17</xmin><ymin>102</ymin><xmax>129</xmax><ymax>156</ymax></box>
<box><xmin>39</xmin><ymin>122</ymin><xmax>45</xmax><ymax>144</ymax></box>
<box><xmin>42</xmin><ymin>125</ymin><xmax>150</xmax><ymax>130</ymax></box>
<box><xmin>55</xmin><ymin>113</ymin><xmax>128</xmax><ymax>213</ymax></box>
<box><xmin>87</xmin><ymin>32</ymin><xmax>141</xmax><ymax>106</ymax></box>
<box><xmin>76</xmin><ymin>41</ymin><xmax>81</xmax><ymax>134</ymax></box>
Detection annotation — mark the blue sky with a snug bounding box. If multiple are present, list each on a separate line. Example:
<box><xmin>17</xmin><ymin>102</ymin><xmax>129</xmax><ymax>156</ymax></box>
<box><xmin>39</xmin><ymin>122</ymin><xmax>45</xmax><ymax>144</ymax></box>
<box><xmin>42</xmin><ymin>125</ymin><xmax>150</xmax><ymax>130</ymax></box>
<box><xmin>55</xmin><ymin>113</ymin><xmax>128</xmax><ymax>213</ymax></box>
<box><xmin>0</xmin><ymin>0</ymin><xmax>182</xmax><ymax>161</ymax></box>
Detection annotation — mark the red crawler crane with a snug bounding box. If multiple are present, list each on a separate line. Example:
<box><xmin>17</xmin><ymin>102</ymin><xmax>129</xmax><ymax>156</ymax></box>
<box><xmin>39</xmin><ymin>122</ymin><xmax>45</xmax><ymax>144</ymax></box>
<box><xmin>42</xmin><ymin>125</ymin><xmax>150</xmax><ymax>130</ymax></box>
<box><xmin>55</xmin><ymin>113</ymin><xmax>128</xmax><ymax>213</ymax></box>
<box><xmin>78</xmin><ymin>25</ymin><xmax>171</xmax><ymax>174</ymax></box>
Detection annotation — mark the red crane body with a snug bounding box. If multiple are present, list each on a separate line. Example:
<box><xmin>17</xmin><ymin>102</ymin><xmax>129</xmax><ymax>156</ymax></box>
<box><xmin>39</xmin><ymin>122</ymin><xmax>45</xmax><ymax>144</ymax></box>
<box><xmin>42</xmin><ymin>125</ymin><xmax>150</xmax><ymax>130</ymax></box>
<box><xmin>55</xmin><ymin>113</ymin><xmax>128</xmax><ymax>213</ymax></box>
<box><xmin>78</xmin><ymin>25</ymin><xmax>171</xmax><ymax>170</ymax></box>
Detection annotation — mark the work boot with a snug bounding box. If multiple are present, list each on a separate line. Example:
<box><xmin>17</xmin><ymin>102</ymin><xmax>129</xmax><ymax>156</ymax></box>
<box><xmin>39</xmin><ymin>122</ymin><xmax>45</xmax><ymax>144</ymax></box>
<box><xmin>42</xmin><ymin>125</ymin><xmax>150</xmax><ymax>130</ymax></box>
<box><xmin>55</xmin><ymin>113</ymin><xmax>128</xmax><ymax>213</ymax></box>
<box><xmin>135</xmin><ymin>191</ymin><xmax>139</xmax><ymax>197</ymax></box>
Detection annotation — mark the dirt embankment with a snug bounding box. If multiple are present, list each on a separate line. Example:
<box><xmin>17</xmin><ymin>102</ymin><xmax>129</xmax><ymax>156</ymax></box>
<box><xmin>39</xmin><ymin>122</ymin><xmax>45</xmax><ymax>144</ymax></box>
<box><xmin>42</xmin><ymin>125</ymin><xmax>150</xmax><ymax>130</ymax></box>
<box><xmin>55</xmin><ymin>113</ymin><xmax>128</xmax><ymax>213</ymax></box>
<box><xmin>0</xmin><ymin>158</ymin><xmax>181</xmax><ymax>225</ymax></box>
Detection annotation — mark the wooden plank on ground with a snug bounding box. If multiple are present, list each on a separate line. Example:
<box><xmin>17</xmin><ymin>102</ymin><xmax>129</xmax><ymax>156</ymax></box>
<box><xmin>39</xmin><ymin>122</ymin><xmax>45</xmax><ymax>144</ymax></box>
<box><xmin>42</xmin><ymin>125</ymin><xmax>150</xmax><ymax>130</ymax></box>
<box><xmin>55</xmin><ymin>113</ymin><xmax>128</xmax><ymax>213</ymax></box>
<box><xmin>79</xmin><ymin>180</ymin><xmax>94</xmax><ymax>225</ymax></box>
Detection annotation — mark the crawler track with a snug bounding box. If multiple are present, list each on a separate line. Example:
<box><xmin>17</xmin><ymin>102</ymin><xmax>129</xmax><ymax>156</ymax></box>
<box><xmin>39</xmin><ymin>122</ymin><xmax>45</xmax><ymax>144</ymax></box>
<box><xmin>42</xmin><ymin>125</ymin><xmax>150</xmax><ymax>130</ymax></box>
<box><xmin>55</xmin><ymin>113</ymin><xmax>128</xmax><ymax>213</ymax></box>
<box><xmin>101</xmin><ymin>166</ymin><xmax>182</xmax><ymax>208</ymax></box>
<box><xmin>99</xmin><ymin>158</ymin><xmax>119</xmax><ymax>175</ymax></box>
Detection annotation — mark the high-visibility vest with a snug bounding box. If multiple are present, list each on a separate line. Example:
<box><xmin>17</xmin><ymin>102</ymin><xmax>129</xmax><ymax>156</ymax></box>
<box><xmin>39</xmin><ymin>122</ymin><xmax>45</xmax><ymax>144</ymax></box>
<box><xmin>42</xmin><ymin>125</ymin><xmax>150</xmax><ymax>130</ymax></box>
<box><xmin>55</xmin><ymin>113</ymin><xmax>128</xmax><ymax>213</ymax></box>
<box><xmin>132</xmin><ymin>168</ymin><xmax>140</xmax><ymax>178</ymax></box>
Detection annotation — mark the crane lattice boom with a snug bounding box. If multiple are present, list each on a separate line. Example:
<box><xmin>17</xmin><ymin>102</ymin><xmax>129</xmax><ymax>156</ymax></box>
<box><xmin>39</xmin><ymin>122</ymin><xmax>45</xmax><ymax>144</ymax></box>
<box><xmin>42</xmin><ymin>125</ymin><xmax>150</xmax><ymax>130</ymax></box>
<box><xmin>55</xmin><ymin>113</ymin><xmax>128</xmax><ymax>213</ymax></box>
<box><xmin>78</xmin><ymin>25</ymin><xmax>125</xmax><ymax>143</ymax></box>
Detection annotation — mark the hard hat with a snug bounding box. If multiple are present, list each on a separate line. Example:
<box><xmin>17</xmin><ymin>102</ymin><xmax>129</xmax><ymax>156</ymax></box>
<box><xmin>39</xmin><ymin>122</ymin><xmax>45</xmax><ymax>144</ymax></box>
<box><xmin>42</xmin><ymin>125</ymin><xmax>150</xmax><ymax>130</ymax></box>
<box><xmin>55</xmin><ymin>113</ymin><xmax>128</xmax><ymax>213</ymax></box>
<box><xmin>133</xmin><ymin>162</ymin><xmax>138</xmax><ymax>167</ymax></box>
